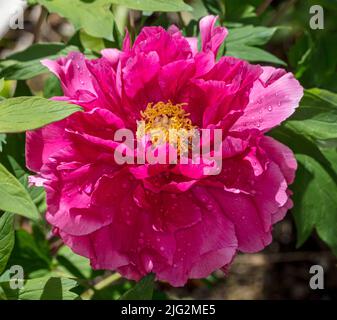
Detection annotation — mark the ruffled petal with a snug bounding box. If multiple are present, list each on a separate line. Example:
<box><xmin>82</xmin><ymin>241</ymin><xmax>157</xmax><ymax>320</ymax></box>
<box><xmin>200</xmin><ymin>15</ymin><xmax>228</xmax><ymax>56</ymax></box>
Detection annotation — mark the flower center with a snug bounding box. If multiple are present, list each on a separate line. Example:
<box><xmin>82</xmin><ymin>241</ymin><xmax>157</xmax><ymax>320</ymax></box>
<box><xmin>138</xmin><ymin>101</ymin><xmax>196</xmax><ymax>152</ymax></box>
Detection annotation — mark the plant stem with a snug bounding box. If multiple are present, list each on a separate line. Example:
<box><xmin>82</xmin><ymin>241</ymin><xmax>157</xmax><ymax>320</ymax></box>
<box><xmin>256</xmin><ymin>0</ymin><xmax>274</xmax><ymax>16</ymax></box>
<box><xmin>81</xmin><ymin>273</ymin><xmax>122</xmax><ymax>300</ymax></box>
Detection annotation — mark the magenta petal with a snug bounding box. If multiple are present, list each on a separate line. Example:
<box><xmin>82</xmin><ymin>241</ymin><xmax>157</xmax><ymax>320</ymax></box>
<box><xmin>260</xmin><ymin>136</ymin><xmax>297</xmax><ymax>184</ymax></box>
<box><xmin>200</xmin><ymin>15</ymin><xmax>228</xmax><ymax>56</ymax></box>
<box><xmin>41</xmin><ymin>52</ymin><xmax>96</xmax><ymax>101</ymax></box>
<box><xmin>26</xmin><ymin>120</ymin><xmax>70</xmax><ymax>172</ymax></box>
<box><xmin>123</xmin><ymin>51</ymin><xmax>160</xmax><ymax>99</ymax></box>
<box><xmin>209</xmin><ymin>187</ymin><xmax>272</xmax><ymax>253</ymax></box>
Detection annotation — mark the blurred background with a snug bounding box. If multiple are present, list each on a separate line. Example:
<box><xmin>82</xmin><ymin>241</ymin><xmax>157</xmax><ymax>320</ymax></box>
<box><xmin>0</xmin><ymin>0</ymin><xmax>336</xmax><ymax>300</ymax></box>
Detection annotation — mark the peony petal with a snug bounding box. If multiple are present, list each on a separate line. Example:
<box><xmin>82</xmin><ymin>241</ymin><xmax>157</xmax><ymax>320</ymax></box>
<box><xmin>232</xmin><ymin>66</ymin><xmax>304</xmax><ymax>132</ymax></box>
<box><xmin>200</xmin><ymin>15</ymin><xmax>228</xmax><ymax>56</ymax></box>
<box><xmin>26</xmin><ymin>120</ymin><xmax>70</xmax><ymax>172</ymax></box>
<box><xmin>42</xmin><ymin>52</ymin><xmax>96</xmax><ymax>100</ymax></box>
<box><xmin>260</xmin><ymin>136</ymin><xmax>297</xmax><ymax>184</ymax></box>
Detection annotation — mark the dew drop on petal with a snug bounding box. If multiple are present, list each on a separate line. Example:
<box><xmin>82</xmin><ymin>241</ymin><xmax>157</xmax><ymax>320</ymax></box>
<box><xmin>142</xmin><ymin>255</ymin><xmax>153</xmax><ymax>273</ymax></box>
<box><xmin>268</xmin><ymin>105</ymin><xmax>273</xmax><ymax>111</ymax></box>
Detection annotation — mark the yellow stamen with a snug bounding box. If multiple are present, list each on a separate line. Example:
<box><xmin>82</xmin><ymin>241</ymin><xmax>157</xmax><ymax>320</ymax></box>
<box><xmin>138</xmin><ymin>101</ymin><xmax>197</xmax><ymax>153</ymax></box>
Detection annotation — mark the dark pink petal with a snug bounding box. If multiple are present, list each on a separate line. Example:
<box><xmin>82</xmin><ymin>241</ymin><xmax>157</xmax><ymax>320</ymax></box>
<box><xmin>133</xmin><ymin>26</ymin><xmax>193</xmax><ymax>65</ymax></box>
<box><xmin>260</xmin><ymin>136</ymin><xmax>297</xmax><ymax>184</ymax></box>
<box><xmin>123</xmin><ymin>51</ymin><xmax>160</xmax><ymax>99</ymax></box>
<box><xmin>26</xmin><ymin>120</ymin><xmax>70</xmax><ymax>172</ymax></box>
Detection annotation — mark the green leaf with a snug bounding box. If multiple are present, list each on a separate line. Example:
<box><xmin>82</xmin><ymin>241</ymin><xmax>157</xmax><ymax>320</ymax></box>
<box><xmin>0</xmin><ymin>44</ymin><xmax>78</xmax><ymax>80</ymax></box>
<box><xmin>292</xmin><ymin>154</ymin><xmax>337</xmax><ymax>255</ymax></box>
<box><xmin>120</xmin><ymin>274</ymin><xmax>155</xmax><ymax>300</ymax></box>
<box><xmin>225</xmin><ymin>25</ymin><xmax>286</xmax><ymax>65</ymax></box>
<box><xmin>0</xmin><ymin>78</ymin><xmax>4</xmax><ymax>92</ymax></box>
<box><xmin>286</xmin><ymin>88</ymin><xmax>337</xmax><ymax>143</ymax></box>
<box><xmin>288</xmin><ymin>32</ymin><xmax>312</xmax><ymax>75</ymax></box>
<box><xmin>320</xmin><ymin>148</ymin><xmax>337</xmax><ymax>176</ymax></box>
<box><xmin>226</xmin><ymin>44</ymin><xmax>286</xmax><ymax>65</ymax></box>
<box><xmin>56</xmin><ymin>246</ymin><xmax>91</xmax><ymax>279</ymax></box>
<box><xmin>43</xmin><ymin>75</ymin><xmax>63</xmax><ymax>99</ymax></box>
<box><xmin>224</xmin><ymin>1</ymin><xmax>256</xmax><ymax>21</ymax></box>
<box><xmin>6</xmin><ymin>156</ymin><xmax>46</xmax><ymax>214</ymax></box>
<box><xmin>290</xmin><ymin>33</ymin><xmax>337</xmax><ymax>92</ymax></box>
<box><xmin>270</xmin><ymin>126</ymin><xmax>336</xmax><ymax>173</ymax></box>
<box><xmin>110</xmin><ymin>0</ymin><xmax>192</xmax><ymax>12</ymax></box>
<box><xmin>0</xmin><ymin>213</ymin><xmax>15</xmax><ymax>275</ymax></box>
<box><xmin>80</xmin><ymin>31</ymin><xmax>106</xmax><ymax>53</ymax></box>
<box><xmin>23</xmin><ymin>277</ymin><xmax>78</xmax><ymax>300</ymax></box>
<box><xmin>184</xmin><ymin>0</ymin><xmax>208</xmax><ymax>20</ymax></box>
<box><xmin>8</xmin><ymin>230</ymin><xmax>51</xmax><ymax>276</ymax></box>
<box><xmin>226</xmin><ymin>26</ymin><xmax>278</xmax><ymax>46</ymax></box>
<box><xmin>0</xmin><ymin>277</ymin><xmax>79</xmax><ymax>300</ymax></box>
<box><xmin>0</xmin><ymin>164</ymin><xmax>39</xmax><ymax>221</ymax></box>
<box><xmin>0</xmin><ymin>96</ymin><xmax>82</xmax><ymax>133</ymax></box>
<box><xmin>37</xmin><ymin>0</ymin><xmax>114</xmax><ymax>40</ymax></box>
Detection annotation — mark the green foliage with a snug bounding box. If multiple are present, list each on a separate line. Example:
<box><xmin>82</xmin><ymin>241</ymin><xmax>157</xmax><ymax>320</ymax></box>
<box><xmin>0</xmin><ymin>213</ymin><xmax>15</xmax><ymax>275</ymax></box>
<box><xmin>0</xmin><ymin>96</ymin><xmax>82</xmax><ymax>133</ymax></box>
<box><xmin>225</xmin><ymin>25</ymin><xmax>286</xmax><ymax>65</ymax></box>
<box><xmin>278</xmin><ymin>88</ymin><xmax>337</xmax><ymax>256</ymax></box>
<box><xmin>120</xmin><ymin>274</ymin><xmax>155</xmax><ymax>300</ymax></box>
<box><xmin>292</xmin><ymin>155</ymin><xmax>337</xmax><ymax>255</ymax></box>
<box><xmin>8</xmin><ymin>229</ymin><xmax>52</xmax><ymax>276</ymax></box>
<box><xmin>0</xmin><ymin>164</ymin><xmax>39</xmax><ymax>221</ymax></box>
<box><xmin>286</xmin><ymin>88</ymin><xmax>337</xmax><ymax>143</ymax></box>
<box><xmin>36</xmin><ymin>0</ymin><xmax>115</xmax><ymax>40</ymax></box>
<box><xmin>56</xmin><ymin>246</ymin><xmax>92</xmax><ymax>279</ymax></box>
<box><xmin>80</xmin><ymin>32</ymin><xmax>106</xmax><ymax>53</ymax></box>
<box><xmin>0</xmin><ymin>277</ymin><xmax>79</xmax><ymax>300</ymax></box>
<box><xmin>110</xmin><ymin>0</ymin><xmax>192</xmax><ymax>12</ymax></box>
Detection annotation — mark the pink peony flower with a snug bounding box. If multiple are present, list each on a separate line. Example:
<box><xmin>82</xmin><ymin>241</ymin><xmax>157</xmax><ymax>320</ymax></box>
<box><xmin>26</xmin><ymin>15</ymin><xmax>303</xmax><ymax>286</ymax></box>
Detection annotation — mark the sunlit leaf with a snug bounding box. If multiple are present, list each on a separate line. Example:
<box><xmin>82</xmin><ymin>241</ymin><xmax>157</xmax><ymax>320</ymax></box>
<box><xmin>110</xmin><ymin>0</ymin><xmax>192</xmax><ymax>12</ymax></box>
<box><xmin>0</xmin><ymin>96</ymin><xmax>82</xmax><ymax>133</ymax></box>
<box><xmin>37</xmin><ymin>0</ymin><xmax>114</xmax><ymax>40</ymax></box>
<box><xmin>0</xmin><ymin>164</ymin><xmax>39</xmax><ymax>221</ymax></box>
<box><xmin>0</xmin><ymin>213</ymin><xmax>15</xmax><ymax>275</ymax></box>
